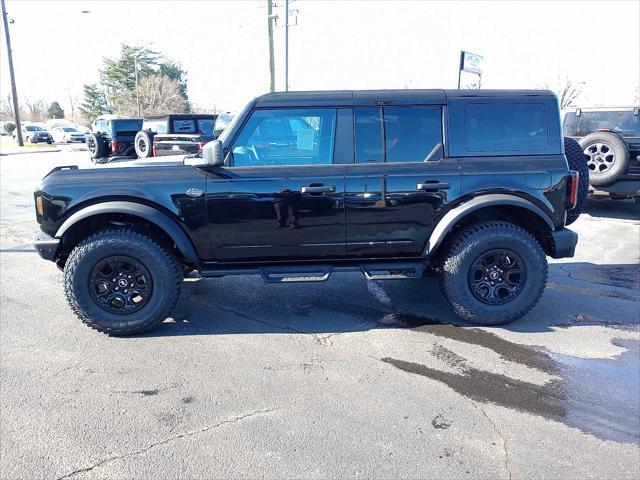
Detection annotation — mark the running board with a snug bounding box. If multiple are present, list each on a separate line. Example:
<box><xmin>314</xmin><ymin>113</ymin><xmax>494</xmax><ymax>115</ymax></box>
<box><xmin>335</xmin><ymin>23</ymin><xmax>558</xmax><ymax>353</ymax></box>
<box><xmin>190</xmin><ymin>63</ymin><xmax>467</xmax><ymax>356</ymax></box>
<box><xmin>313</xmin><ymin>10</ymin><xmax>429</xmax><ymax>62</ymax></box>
<box><xmin>199</xmin><ymin>261</ymin><xmax>424</xmax><ymax>283</ymax></box>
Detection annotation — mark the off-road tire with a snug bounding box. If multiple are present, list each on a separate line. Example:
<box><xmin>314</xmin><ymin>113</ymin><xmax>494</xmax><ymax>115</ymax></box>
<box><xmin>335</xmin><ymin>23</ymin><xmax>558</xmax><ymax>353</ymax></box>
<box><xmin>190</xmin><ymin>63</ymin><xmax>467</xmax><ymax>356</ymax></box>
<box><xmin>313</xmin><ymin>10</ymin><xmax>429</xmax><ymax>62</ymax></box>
<box><xmin>439</xmin><ymin>222</ymin><xmax>547</xmax><ymax>325</ymax></box>
<box><xmin>579</xmin><ymin>131</ymin><xmax>629</xmax><ymax>186</ymax></box>
<box><xmin>134</xmin><ymin>130</ymin><xmax>154</xmax><ymax>158</ymax></box>
<box><xmin>86</xmin><ymin>133</ymin><xmax>108</xmax><ymax>161</ymax></box>
<box><xmin>64</xmin><ymin>229</ymin><xmax>182</xmax><ymax>335</ymax></box>
<box><xmin>564</xmin><ymin>137</ymin><xmax>588</xmax><ymax>225</ymax></box>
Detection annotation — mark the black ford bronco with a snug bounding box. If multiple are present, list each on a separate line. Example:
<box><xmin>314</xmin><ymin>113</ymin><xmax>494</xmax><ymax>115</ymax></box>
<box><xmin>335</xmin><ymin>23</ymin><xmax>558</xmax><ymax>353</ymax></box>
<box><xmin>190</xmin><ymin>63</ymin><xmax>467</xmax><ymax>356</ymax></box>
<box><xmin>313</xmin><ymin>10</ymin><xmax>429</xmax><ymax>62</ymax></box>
<box><xmin>34</xmin><ymin>89</ymin><xmax>583</xmax><ymax>335</ymax></box>
<box><xmin>86</xmin><ymin>117</ymin><xmax>143</xmax><ymax>163</ymax></box>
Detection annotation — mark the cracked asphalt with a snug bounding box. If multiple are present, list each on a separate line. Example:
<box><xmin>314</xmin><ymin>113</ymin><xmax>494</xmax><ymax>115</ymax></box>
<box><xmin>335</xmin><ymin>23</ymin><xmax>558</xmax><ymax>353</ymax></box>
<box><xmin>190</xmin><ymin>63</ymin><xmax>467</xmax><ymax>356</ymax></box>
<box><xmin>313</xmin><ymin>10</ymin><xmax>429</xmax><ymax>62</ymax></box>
<box><xmin>1</xmin><ymin>150</ymin><xmax>639</xmax><ymax>479</ymax></box>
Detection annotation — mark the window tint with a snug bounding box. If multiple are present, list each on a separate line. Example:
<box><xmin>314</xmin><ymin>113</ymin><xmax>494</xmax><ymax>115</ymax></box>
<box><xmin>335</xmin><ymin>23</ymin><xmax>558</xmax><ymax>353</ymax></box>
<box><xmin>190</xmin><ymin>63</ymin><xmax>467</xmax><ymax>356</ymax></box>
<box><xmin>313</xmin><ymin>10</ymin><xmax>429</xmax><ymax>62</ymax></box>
<box><xmin>465</xmin><ymin>103</ymin><xmax>548</xmax><ymax>152</ymax></box>
<box><xmin>142</xmin><ymin>120</ymin><xmax>168</xmax><ymax>134</ymax></box>
<box><xmin>232</xmin><ymin>108</ymin><xmax>336</xmax><ymax>166</ymax></box>
<box><xmin>173</xmin><ymin>119</ymin><xmax>196</xmax><ymax>133</ymax></box>
<box><xmin>355</xmin><ymin>106</ymin><xmax>442</xmax><ymax>163</ymax></box>
<box><xmin>197</xmin><ymin>119</ymin><xmax>215</xmax><ymax>135</ymax></box>
<box><xmin>572</xmin><ymin>111</ymin><xmax>639</xmax><ymax>136</ymax></box>
<box><xmin>563</xmin><ymin>112</ymin><xmax>578</xmax><ymax>137</ymax></box>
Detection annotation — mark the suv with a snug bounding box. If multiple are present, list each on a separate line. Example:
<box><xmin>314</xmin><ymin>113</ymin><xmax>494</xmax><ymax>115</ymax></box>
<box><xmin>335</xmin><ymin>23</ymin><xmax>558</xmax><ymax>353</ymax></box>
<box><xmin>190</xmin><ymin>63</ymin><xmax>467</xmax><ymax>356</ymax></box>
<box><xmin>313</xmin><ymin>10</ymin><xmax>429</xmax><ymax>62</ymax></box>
<box><xmin>14</xmin><ymin>125</ymin><xmax>53</xmax><ymax>144</ymax></box>
<box><xmin>86</xmin><ymin>117</ymin><xmax>143</xmax><ymax>162</ymax></box>
<box><xmin>134</xmin><ymin>114</ymin><xmax>219</xmax><ymax>158</ymax></box>
<box><xmin>563</xmin><ymin>106</ymin><xmax>640</xmax><ymax>199</ymax></box>
<box><xmin>33</xmin><ymin>89</ymin><xmax>580</xmax><ymax>336</ymax></box>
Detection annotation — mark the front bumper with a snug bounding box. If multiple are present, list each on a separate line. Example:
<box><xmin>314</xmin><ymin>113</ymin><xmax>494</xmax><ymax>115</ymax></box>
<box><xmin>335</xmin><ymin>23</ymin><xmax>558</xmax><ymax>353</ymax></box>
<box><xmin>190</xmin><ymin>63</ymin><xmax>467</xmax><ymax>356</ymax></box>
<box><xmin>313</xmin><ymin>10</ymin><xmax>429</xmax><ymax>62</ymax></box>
<box><xmin>33</xmin><ymin>230</ymin><xmax>60</xmax><ymax>261</ymax></box>
<box><xmin>549</xmin><ymin>228</ymin><xmax>578</xmax><ymax>259</ymax></box>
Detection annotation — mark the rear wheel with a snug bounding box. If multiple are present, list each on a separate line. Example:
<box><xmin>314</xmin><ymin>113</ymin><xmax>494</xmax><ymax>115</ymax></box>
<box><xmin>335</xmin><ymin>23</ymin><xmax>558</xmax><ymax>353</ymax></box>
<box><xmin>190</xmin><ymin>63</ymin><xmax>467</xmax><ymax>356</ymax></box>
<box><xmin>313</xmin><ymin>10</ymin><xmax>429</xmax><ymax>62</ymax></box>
<box><xmin>64</xmin><ymin>229</ymin><xmax>182</xmax><ymax>335</ymax></box>
<box><xmin>439</xmin><ymin>222</ymin><xmax>547</xmax><ymax>325</ymax></box>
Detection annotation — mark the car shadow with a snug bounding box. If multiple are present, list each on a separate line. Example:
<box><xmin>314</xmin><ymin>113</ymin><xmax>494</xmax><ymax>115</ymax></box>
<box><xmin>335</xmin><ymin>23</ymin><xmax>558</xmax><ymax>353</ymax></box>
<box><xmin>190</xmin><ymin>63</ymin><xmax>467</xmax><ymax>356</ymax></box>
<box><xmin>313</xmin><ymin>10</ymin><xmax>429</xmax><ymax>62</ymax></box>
<box><xmin>137</xmin><ymin>262</ymin><xmax>639</xmax><ymax>338</ymax></box>
<box><xmin>582</xmin><ymin>198</ymin><xmax>640</xmax><ymax>221</ymax></box>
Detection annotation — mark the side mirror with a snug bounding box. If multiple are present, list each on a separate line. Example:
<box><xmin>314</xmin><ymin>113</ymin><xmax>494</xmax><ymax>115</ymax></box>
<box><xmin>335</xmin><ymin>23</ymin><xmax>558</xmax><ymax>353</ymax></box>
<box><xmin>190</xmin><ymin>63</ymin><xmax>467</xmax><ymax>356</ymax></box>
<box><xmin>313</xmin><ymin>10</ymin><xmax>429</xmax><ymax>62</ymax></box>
<box><xmin>184</xmin><ymin>140</ymin><xmax>224</xmax><ymax>167</ymax></box>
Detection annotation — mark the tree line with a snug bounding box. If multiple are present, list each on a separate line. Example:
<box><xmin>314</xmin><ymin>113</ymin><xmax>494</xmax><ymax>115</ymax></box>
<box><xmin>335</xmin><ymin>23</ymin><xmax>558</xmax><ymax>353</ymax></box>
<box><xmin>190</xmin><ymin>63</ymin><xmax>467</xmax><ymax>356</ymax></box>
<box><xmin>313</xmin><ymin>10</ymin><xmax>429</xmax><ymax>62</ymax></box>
<box><xmin>79</xmin><ymin>44</ymin><xmax>190</xmax><ymax>123</ymax></box>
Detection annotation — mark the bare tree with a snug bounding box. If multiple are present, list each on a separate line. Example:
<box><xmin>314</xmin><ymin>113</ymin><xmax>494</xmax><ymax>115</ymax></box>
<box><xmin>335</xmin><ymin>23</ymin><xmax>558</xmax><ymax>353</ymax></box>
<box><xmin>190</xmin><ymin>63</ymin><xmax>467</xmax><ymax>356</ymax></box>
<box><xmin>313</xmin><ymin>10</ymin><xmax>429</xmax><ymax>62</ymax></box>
<box><xmin>23</xmin><ymin>98</ymin><xmax>47</xmax><ymax>121</ymax></box>
<box><xmin>541</xmin><ymin>76</ymin><xmax>584</xmax><ymax>109</ymax></box>
<box><xmin>115</xmin><ymin>74</ymin><xmax>186</xmax><ymax>117</ymax></box>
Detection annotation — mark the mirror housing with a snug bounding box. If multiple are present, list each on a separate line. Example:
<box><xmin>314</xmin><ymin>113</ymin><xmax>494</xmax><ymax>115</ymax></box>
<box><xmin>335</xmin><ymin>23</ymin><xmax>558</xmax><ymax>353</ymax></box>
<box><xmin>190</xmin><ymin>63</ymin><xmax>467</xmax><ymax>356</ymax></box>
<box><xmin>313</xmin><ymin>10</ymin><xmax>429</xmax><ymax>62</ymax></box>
<box><xmin>184</xmin><ymin>140</ymin><xmax>224</xmax><ymax>167</ymax></box>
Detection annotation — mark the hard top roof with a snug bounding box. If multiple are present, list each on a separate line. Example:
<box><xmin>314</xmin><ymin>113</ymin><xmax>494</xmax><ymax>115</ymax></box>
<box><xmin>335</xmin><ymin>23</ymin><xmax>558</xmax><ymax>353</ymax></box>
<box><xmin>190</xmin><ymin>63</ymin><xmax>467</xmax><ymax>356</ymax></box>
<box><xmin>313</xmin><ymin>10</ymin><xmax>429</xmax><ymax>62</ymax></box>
<box><xmin>255</xmin><ymin>89</ymin><xmax>556</xmax><ymax>107</ymax></box>
<box><xmin>143</xmin><ymin>113</ymin><xmax>218</xmax><ymax>120</ymax></box>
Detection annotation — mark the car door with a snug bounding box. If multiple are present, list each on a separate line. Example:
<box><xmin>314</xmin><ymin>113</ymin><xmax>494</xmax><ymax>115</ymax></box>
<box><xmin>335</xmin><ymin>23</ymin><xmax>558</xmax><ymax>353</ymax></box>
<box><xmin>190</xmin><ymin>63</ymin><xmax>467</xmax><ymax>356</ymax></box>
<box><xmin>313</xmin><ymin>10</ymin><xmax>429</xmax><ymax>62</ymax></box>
<box><xmin>345</xmin><ymin>101</ymin><xmax>460</xmax><ymax>258</ymax></box>
<box><xmin>205</xmin><ymin>107</ymin><xmax>352</xmax><ymax>262</ymax></box>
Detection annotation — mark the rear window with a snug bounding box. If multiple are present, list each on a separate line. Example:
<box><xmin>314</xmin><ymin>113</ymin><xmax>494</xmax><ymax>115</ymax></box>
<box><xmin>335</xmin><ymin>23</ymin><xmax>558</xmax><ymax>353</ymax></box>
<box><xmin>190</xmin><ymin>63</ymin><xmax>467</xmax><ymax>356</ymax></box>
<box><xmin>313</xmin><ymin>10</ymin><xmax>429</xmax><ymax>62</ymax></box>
<box><xmin>564</xmin><ymin>111</ymin><xmax>639</xmax><ymax>137</ymax></box>
<box><xmin>173</xmin><ymin>119</ymin><xmax>196</xmax><ymax>133</ymax></box>
<box><xmin>113</xmin><ymin>120</ymin><xmax>143</xmax><ymax>134</ymax></box>
<box><xmin>465</xmin><ymin>103</ymin><xmax>549</xmax><ymax>152</ymax></box>
<box><xmin>197</xmin><ymin>119</ymin><xmax>215</xmax><ymax>135</ymax></box>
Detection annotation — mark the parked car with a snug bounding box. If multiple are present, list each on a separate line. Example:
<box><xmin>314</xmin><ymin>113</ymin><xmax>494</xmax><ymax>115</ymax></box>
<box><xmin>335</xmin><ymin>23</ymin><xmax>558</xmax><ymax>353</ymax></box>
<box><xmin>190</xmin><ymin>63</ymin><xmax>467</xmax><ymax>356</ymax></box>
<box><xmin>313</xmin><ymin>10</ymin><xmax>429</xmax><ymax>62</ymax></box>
<box><xmin>134</xmin><ymin>114</ymin><xmax>219</xmax><ymax>158</ymax></box>
<box><xmin>33</xmin><ymin>89</ymin><xmax>582</xmax><ymax>336</ymax></box>
<box><xmin>13</xmin><ymin>125</ymin><xmax>53</xmax><ymax>144</ymax></box>
<box><xmin>51</xmin><ymin>126</ymin><xmax>87</xmax><ymax>144</ymax></box>
<box><xmin>86</xmin><ymin>117</ymin><xmax>143</xmax><ymax>162</ymax></box>
<box><xmin>563</xmin><ymin>106</ymin><xmax>640</xmax><ymax>199</ymax></box>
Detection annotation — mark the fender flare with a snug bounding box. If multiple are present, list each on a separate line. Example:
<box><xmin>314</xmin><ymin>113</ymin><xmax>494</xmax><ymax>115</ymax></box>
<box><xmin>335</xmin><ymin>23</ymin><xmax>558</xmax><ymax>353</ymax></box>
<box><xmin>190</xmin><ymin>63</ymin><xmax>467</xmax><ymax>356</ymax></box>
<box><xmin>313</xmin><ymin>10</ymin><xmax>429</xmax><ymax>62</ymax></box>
<box><xmin>425</xmin><ymin>194</ymin><xmax>555</xmax><ymax>255</ymax></box>
<box><xmin>55</xmin><ymin>201</ymin><xmax>199</xmax><ymax>264</ymax></box>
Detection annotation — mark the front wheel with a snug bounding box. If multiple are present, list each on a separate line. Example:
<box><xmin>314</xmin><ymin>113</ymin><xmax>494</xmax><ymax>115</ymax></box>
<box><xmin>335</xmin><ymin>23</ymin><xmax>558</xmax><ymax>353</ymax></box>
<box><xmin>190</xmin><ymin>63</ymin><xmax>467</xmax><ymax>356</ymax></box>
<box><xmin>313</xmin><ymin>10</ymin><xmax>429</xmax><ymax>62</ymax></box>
<box><xmin>439</xmin><ymin>222</ymin><xmax>547</xmax><ymax>325</ymax></box>
<box><xmin>64</xmin><ymin>229</ymin><xmax>183</xmax><ymax>335</ymax></box>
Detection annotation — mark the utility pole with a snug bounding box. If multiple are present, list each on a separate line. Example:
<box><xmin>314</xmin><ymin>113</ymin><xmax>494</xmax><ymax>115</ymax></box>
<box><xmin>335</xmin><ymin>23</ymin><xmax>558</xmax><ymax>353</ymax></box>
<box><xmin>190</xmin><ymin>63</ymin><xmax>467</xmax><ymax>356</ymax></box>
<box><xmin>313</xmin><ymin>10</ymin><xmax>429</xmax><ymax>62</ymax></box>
<box><xmin>285</xmin><ymin>0</ymin><xmax>289</xmax><ymax>91</ymax></box>
<box><xmin>267</xmin><ymin>0</ymin><xmax>275</xmax><ymax>92</ymax></box>
<box><xmin>134</xmin><ymin>56</ymin><xmax>141</xmax><ymax>117</ymax></box>
<box><xmin>1</xmin><ymin>0</ymin><xmax>23</xmax><ymax>145</ymax></box>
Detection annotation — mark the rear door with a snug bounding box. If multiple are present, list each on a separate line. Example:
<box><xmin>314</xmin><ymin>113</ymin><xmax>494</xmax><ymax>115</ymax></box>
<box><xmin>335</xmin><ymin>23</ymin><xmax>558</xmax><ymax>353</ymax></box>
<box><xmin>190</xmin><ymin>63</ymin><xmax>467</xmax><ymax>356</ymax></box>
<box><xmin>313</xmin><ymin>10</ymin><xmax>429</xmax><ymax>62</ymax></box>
<box><xmin>205</xmin><ymin>107</ymin><xmax>352</xmax><ymax>262</ymax></box>
<box><xmin>345</xmin><ymin>96</ymin><xmax>460</xmax><ymax>258</ymax></box>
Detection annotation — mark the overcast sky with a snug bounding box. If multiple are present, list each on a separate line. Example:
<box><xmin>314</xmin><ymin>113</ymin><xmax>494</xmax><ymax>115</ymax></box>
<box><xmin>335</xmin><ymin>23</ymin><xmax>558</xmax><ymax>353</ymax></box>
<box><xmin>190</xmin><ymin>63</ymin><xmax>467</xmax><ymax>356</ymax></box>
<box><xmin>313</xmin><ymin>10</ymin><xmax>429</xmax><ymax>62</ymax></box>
<box><xmin>1</xmin><ymin>0</ymin><xmax>639</xmax><ymax>114</ymax></box>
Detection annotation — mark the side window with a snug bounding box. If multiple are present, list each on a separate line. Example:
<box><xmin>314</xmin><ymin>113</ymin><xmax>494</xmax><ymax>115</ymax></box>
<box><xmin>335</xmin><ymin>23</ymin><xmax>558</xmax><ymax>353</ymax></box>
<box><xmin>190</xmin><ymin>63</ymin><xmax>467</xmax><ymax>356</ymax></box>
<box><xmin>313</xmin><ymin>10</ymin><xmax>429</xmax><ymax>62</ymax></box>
<box><xmin>231</xmin><ymin>108</ymin><xmax>336</xmax><ymax>166</ymax></box>
<box><xmin>355</xmin><ymin>106</ymin><xmax>442</xmax><ymax>163</ymax></box>
<box><xmin>142</xmin><ymin>120</ymin><xmax>168</xmax><ymax>134</ymax></box>
<box><xmin>465</xmin><ymin>103</ymin><xmax>549</xmax><ymax>152</ymax></box>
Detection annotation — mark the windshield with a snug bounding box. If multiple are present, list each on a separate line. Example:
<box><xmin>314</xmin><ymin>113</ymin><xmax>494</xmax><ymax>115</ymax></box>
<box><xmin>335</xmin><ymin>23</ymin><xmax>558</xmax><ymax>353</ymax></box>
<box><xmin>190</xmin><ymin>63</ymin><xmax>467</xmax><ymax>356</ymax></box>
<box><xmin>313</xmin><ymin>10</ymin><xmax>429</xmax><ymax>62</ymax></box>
<box><xmin>25</xmin><ymin>126</ymin><xmax>44</xmax><ymax>131</ymax></box>
<box><xmin>62</xmin><ymin>127</ymin><xmax>78</xmax><ymax>132</ymax></box>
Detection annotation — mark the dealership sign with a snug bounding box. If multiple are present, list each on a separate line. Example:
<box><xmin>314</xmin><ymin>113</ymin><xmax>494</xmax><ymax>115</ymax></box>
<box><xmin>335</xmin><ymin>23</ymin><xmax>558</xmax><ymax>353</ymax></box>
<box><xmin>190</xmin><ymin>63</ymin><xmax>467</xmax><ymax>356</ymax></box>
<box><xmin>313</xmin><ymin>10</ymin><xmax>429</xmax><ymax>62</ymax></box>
<box><xmin>460</xmin><ymin>51</ymin><xmax>483</xmax><ymax>75</ymax></box>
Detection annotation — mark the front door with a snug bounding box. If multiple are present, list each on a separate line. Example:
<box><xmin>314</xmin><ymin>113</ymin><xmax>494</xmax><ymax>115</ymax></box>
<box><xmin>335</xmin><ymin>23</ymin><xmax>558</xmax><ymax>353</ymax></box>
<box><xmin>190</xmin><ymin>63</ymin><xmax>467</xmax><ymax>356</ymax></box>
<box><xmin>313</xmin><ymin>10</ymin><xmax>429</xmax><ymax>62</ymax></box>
<box><xmin>205</xmin><ymin>107</ymin><xmax>352</xmax><ymax>262</ymax></box>
<box><xmin>345</xmin><ymin>105</ymin><xmax>460</xmax><ymax>258</ymax></box>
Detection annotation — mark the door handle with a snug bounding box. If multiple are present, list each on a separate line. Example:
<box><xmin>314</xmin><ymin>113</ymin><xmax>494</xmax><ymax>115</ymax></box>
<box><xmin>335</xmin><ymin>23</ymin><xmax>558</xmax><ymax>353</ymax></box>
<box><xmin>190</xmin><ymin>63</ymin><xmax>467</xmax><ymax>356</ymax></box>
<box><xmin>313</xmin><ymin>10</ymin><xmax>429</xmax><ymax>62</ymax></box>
<box><xmin>416</xmin><ymin>182</ymin><xmax>450</xmax><ymax>191</ymax></box>
<box><xmin>301</xmin><ymin>185</ymin><xmax>336</xmax><ymax>194</ymax></box>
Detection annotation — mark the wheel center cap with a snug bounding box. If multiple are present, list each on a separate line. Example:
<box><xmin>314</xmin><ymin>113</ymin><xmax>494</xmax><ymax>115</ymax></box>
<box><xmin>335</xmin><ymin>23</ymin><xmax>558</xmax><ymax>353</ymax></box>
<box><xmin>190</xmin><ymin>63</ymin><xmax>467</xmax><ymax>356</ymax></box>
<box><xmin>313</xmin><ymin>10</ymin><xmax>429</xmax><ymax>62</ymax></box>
<box><xmin>117</xmin><ymin>279</ymin><xmax>128</xmax><ymax>288</ymax></box>
<box><xmin>489</xmin><ymin>271</ymin><xmax>499</xmax><ymax>280</ymax></box>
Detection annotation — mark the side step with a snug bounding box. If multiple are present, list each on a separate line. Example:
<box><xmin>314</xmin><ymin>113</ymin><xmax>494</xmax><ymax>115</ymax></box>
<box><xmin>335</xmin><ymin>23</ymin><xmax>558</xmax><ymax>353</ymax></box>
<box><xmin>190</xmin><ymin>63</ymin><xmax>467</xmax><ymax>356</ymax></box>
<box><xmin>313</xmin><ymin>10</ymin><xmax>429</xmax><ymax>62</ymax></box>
<box><xmin>200</xmin><ymin>261</ymin><xmax>425</xmax><ymax>283</ymax></box>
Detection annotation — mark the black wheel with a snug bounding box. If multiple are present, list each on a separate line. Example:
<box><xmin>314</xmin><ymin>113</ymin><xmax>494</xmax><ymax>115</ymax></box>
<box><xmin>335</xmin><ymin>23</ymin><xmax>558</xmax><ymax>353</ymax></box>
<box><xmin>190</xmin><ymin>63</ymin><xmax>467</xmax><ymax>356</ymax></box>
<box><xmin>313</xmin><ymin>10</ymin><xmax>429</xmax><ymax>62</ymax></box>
<box><xmin>134</xmin><ymin>130</ymin><xmax>154</xmax><ymax>158</ymax></box>
<box><xmin>439</xmin><ymin>222</ymin><xmax>547</xmax><ymax>325</ymax></box>
<box><xmin>64</xmin><ymin>229</ymin><xmax>182</xmax><ymax>335</ymax></box>
<box><xmin>579</xmin><ymin>132</ymin><xmax>629</xmax><ymax>186</ymax></box>
<box><xmin>47</xmin><ymin>139</ymin><xmax>53</xmax><ymax>144</ymax></box>
<box><xmin>564</xmin><ymin>137</ymin><xmax>589</xmax><ymax>225</ymax></box>
<box><xmin>86</xmin><ymin>133</ymin><xmax>108</xmax><ymax>160</ymax></box>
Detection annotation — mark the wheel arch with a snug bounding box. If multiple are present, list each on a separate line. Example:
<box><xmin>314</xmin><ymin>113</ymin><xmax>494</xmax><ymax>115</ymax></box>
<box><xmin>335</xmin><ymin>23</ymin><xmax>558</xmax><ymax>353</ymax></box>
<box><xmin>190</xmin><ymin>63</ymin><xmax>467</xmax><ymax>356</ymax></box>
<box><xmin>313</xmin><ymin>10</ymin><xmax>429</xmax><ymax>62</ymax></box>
<box><xmin>427</xmin><ymin>194</ymin><xmax>556</xmax><ymax>256</ymax></box>
<box><xmin>56</xmin><ymin>201</ymin><xmax>199</xmax><ymax>265</ymax></box>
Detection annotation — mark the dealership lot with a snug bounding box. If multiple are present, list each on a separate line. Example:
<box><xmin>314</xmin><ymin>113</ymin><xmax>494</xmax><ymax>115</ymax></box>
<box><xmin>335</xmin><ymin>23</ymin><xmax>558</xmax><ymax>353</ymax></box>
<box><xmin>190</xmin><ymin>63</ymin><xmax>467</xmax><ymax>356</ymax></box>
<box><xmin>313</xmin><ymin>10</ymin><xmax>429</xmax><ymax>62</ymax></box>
<box><xmin>1</xmin><ymin>150</ymin><xmax>639</xmax><ymax>479</ymax></box>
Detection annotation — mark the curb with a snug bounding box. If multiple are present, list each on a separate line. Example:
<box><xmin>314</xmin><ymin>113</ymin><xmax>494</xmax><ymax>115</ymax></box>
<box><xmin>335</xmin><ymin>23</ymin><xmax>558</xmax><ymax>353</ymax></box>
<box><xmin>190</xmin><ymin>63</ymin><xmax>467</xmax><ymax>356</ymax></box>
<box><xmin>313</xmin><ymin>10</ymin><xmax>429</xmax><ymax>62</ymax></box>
<box><xmin>0</xmin><ymin>148</ymin><xmax>62</xmax><ymax>156</ymax></box>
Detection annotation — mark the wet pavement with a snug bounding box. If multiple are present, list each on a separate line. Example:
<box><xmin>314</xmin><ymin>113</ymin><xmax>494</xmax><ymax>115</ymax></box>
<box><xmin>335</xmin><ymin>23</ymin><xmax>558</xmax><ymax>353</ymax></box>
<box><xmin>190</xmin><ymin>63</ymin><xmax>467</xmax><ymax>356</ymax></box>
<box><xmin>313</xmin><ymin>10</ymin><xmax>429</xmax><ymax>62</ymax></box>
<box><xmin>1</xmin><ymin>150</ymin><xmax>639</xmax><ymax>479</ymax></box>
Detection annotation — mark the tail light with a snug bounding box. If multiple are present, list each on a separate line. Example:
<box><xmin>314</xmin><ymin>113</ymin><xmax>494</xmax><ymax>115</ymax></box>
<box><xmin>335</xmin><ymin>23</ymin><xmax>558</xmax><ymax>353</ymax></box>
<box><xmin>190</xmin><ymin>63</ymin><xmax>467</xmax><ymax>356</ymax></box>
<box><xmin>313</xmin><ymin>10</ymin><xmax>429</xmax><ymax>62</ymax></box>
<box><xmin>566</xmin><ymin>170</ymin><xmax>579</xmax><ymax>210</ymax></box>
<box><xmin>152</xmin><ymin>141</ymin><xmax>157</xmax><ymax>157</ymax></box>
<box><xmin>111</xmin><ymin>140</ymin><xmax>119</xmax><ymax>153</ymax></box>
<box><xmin>198</xmin><ymin>141</ymin><xmax>207</xmax><ymax>152</ymax></box>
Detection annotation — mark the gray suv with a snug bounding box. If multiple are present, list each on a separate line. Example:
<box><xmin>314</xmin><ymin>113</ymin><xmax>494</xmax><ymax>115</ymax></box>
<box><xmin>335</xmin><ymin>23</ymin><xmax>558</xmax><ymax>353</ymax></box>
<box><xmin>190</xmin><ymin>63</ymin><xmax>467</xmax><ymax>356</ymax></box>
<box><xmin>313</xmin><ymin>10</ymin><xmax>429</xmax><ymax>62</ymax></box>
<box><xmin>563</xmin><ymin>106</ymin><xmax>640</xmax><ymax>199</ymax></box>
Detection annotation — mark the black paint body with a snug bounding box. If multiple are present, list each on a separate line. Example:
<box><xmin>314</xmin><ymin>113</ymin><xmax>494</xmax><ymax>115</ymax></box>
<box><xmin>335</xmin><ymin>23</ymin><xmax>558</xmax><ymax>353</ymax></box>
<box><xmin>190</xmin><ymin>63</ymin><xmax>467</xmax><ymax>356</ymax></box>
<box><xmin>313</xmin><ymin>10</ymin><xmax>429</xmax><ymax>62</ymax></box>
<box><xmin>34</xmin><ymin>89</ymin><xmax>573</xmax><ymax>267</ymax></box>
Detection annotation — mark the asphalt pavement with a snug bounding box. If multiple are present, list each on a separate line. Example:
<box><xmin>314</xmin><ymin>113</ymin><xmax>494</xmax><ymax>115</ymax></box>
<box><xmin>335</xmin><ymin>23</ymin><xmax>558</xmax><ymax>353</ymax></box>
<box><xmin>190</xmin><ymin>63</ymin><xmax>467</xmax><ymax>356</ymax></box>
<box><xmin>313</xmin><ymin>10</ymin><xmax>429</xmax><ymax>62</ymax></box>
<box><xmin>1</xmin><ymin>148</ymin><xmax>639</xmax><ymax>479</ymax></box>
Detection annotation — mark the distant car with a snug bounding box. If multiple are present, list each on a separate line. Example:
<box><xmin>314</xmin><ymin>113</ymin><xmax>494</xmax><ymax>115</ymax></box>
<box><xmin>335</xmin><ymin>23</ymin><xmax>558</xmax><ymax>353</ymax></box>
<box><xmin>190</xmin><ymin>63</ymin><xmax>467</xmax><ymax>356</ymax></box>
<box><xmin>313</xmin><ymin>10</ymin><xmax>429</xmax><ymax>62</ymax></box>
<box><xmin>86</xmin><ymin>117</ymin><xmax>143</xmax><ymax>162</ymax></box>
<box><xmin>51</xmin><ymin>127</ymin><xmax>87</xmax><ymax>144</ymax></box>
<box><xmin>134</xmin><ymin>114</ymin><xmax>219</xmax><ymax>158</ymax></box>
<box><xmin>13</xmin><ymin>125</ymin><xmax>53</xmax><ymax>144</ymax></box>
<box><xmin>564</xmin><ymin>106</ymin><xmax>640</xmax><ymax>199</ymax></box>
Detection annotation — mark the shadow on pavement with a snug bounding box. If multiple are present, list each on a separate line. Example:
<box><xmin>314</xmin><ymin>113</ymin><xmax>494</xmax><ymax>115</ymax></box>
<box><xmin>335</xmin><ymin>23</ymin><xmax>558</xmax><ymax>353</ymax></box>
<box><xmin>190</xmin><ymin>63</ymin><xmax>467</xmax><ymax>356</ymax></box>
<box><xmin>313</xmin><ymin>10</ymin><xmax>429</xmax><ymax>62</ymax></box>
<box><xmin>582</xmin><ymin>198</ymin><xmax>640</xmax><ymax>221</ymax></box>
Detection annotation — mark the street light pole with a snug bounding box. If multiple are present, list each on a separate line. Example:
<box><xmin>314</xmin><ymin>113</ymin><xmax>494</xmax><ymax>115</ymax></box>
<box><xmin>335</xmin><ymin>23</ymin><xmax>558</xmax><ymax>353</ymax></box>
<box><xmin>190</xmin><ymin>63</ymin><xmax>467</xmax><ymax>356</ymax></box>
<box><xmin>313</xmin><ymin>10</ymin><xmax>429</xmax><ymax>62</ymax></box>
<box><xmin>1</xmin><ymin>0</ymin><xmax>23</xmax><ymax>145</ymax></box>
<box><xmin>285</xmin><ymin>0</ymin><xmax>289</xmax><ymax>91</ymax></box>
<box><xmin>267</xmin><ymin>0</ymin><xmax>275</xmax><ymax>92</ymax></box>
<box><xmin>134</xmin><ymin>56</ymin><xmax>141</xmax><ymax>117</ymax></box>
